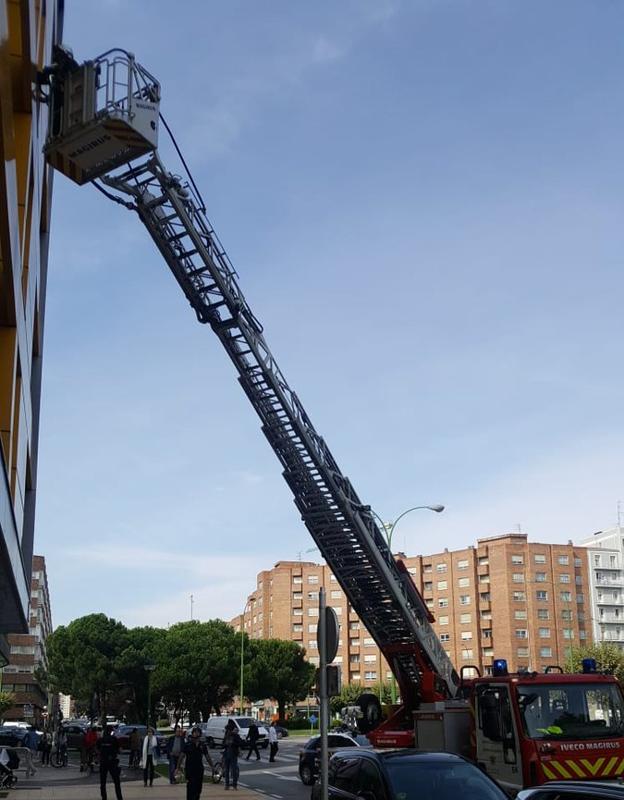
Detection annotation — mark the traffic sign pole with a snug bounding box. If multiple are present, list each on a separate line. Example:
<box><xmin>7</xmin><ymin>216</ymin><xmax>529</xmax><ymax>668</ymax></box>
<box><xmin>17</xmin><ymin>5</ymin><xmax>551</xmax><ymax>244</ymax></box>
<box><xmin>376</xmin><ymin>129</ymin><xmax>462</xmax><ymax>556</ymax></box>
<box><xmin>319</xmin><ymin>587</ymin><xmax>328</xmax><ymax>800</ymax></box>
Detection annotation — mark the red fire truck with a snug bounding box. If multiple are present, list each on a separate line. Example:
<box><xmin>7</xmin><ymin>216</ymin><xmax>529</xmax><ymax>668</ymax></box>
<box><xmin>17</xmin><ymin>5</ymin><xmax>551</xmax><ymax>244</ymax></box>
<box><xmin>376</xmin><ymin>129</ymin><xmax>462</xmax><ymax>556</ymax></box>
<box><xmin>40</xmin><ymin>47</ymin><xmax>624</xmax><ymax>792</ymax></box>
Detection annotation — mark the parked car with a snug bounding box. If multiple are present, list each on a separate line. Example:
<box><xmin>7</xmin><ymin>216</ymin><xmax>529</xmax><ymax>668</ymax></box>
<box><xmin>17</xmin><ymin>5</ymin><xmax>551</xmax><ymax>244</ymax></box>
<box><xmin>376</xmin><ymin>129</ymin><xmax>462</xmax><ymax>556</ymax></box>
<box><xmin>517</xmin><ymin>781</ymin><xmax>624</xmax><ymax>800</ymax></box>
<box><xmin>0</xmin><ymin>726</ymin><xmax>29</xmax><ymax>748</ymax></box>
<box><xmin>299</xmin><ymin>733</ymin><xmax>362</xmax><ymax>785</ymax></box>
<box><xmin>62</xmin><ymin>721</ymin><xmax>91</xmax><ymax>749</ymax></box>
<box><xmin>311</xmin><ymin>749</ymin><xmax>508</xmax><ymax>800</ymax></box>
<box><xmin>201</xmin><ymin>716</ymin><xmax>268</xmax><ymax>749</ymax></box>
<box><xmin>275</xmin><ymin>725</ymin><xmax>289</xmax><ymax>739</ymax></box>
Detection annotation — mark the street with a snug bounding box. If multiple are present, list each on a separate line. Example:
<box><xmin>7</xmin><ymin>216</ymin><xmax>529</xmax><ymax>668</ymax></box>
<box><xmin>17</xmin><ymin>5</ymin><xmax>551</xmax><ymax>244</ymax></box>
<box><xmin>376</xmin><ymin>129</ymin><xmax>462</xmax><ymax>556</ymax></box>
<box><xmin>12</xmin><ymin>737</ymin><xmax>312</xmax><ymax>800</ymax></box>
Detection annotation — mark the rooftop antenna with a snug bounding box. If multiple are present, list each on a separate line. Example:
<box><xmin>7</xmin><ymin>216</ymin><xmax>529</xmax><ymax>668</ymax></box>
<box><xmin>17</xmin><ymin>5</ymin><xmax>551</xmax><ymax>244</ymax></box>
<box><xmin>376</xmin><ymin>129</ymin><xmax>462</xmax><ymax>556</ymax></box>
<box><xmin>190</xmin><ymin>594</ymin><xmax>194</xmax><ymax>621</ymax></box>
<box><xmin>618</xmin><ymin>501</ymin><xmax>623</xmax><ymax>531</ymax></box>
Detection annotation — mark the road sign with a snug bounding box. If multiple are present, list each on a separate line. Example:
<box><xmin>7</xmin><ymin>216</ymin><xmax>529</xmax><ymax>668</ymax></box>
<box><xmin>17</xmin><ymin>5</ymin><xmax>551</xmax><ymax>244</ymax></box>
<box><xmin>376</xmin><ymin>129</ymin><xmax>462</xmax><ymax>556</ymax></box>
<box><xmin>309</xmin><ymin>714</ymin><xmax>318</xmax><ymax>724</ymax></box>
<box><xmin>317</xmin><ymin>606</ymin><xmax>339</xmax><ymax>663</ymax></box>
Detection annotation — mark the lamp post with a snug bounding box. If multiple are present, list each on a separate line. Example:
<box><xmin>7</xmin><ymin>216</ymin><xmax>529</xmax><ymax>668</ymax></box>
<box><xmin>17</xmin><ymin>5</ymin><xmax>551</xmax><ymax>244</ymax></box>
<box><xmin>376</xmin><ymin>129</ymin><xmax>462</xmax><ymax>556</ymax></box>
<box><xmin>239</xmin><ymin>598</ymin><xmax>254</xmax><ymax>716</ymax></box>
<box><xmin>144</xmin><ymin>663</ymin><xmax>156</xmax><ymax>728</ymax></box>
<box><xmin>369</xmin><ymin>504</ymin><xmax>445</xmax><ymax>703</ymax></box>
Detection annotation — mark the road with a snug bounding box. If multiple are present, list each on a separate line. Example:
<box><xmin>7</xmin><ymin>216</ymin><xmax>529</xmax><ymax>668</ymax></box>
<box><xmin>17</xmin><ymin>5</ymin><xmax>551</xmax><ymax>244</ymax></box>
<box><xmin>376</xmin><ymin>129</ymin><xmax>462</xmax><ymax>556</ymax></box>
<box><xmin>222</xmin><ymin>737</ymin><xmax>309</xmax><ymax>800</ymax></box>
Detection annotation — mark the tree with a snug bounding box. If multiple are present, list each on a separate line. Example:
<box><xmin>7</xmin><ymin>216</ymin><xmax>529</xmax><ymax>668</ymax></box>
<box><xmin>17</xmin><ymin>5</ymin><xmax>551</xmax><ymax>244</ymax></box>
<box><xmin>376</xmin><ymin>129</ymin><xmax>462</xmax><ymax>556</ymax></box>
<box><xmin>116</xmin><ymin>626</ymin><xmax>165</xmax><ymax>724</ymax></box>
<box><xmin>0</xmin><ymin>691</ymin><xmax>15</xmax><ymax>723</ymax></box>
<box><xmin>154</xmin><ymin>620</ymin><xmax>240</xmax><ymax>724</ymax></box>
<box><xmin>565</xmin><ymin>642</ymin><xmax>624</xmax><ymax>682</ymax></box>
<box><xmin>246</xmin><ymin>639</ymin><xmax>316</xmax><ymax>722</ymax></box>
<box><xmin>47</xmin><ymin>613</ymin><xmax>129</xmax><ymax>722</ymax></box>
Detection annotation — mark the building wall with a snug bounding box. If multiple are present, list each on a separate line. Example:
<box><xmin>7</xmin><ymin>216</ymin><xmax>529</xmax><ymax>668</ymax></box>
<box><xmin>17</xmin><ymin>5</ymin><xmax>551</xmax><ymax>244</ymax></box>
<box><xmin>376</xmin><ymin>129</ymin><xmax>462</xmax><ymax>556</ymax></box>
<box><xmin>0</xmin><ymin>0</ymin><xmax>63</xmax><ymax>643</ymax></box>
<box><xmin>580</xmin><ymin>526</ymin><xmax>624</xmax><ymax>649</ymax></box>
<box><xmin>233</xmin><ymin>534</ymin><xmax>591</xmax><ymax>689</ymax></box>
<box><xmin>2</xmin><ymin>555</ymin><xmax>53</xmax><ymax>725</ymax></box>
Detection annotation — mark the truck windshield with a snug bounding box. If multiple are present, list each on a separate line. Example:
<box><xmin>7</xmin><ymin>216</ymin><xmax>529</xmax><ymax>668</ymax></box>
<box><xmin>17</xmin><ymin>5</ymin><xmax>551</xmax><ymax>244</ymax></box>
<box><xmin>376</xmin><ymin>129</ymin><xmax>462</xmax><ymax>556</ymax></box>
<box><xmin>517</xmin><ymin>682</ymin><xmax>624</xmax><ymax>740</ymax></box>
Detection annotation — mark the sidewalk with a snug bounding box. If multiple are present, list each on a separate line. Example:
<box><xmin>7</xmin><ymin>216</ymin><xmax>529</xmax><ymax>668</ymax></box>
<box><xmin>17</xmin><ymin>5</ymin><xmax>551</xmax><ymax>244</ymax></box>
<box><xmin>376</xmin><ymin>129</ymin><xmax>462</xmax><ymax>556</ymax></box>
<box><xmin>8</xmin><ymin>777</ymin><xmax>258</xmax><ymax>799</ymax></box>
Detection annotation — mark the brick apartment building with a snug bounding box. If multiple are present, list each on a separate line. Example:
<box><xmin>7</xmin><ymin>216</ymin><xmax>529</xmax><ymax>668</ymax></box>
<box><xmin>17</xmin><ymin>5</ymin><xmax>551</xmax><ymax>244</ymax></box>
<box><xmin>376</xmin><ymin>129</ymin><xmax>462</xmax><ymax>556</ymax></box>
<box><xmin>2</xmin><ymin>556</ymin><xmax>53</xmax><ymax>726</ymax></box>
<box><xmin>232</xmin><ymin>533</ymin><xmax>591</xmax><ymax>689</ymax></box>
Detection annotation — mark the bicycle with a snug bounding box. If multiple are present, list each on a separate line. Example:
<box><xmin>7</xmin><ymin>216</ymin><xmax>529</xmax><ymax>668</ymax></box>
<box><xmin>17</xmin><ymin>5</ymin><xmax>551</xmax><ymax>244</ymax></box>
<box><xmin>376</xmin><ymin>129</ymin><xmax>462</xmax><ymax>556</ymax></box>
<box><xmin>211</xmin><ymin>754</ymin><xmax>224</xmax><ymax>784</ymax></box>
<box><xmin>50</xmin><ymin>745</ymin><xmax>68</xmax><ymax>768</ymax></box>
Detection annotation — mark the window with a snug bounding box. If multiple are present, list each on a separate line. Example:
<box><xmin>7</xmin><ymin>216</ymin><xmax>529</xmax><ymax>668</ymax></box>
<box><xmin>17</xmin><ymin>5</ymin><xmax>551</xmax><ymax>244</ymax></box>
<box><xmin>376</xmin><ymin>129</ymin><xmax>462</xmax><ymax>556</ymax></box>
<box><xmin>308</xmin><ymin>608</ymin><xmax>318</xmax><ymax>616</ymax></box>
<box><xmin>537</xmin><ymin>609</ymin><xmax>549</xmax><ymax>620</ymax></box>
<box><xmin>461</xmin><ymin>631</ymin><xmax>473</xmax><ymax>640</ymax></box>
<box><xmin>577</xmin><ymin>594</ymin><xmax>585</xmax><ymax>604</ymax></box>
<box><xmin>440</xmin><ymin>633</ymin><xmax>451</xmax><ymax>642</ymax></box>
<box><xmin>293</xmin><ymin>608</ymin><xmax>303</xmax><ymax>617</ymax></box>
<box><xmin>512</xmin><ymin>573</ymin><xmax>525</xmax><ymax>583</ymax></box>
<box><xmin>478</xmin><ymin>556</ymin><xmax>489</xmax><ymax>565</ymax></box>
<box><xmin>483</xmin><ymin>647</ymin><xmax>494</xmax><ymax>657</ymax></box>
<box><xmin>540</xmin><ymin>647</ymin><xmax>552</xmax><ymax>657</ymax></box>
<box><xmin>480</xmin><ymin>592</ymin><xmax>491</xmax><ymax>602</ymax></box>
<box><xmin>349</xmin><ymin>654</ymin><xmax>360</xmax><ymax>663</ymax></box>
<box><xmin>481</xmin><ymin>610</ymin><xmax>492</xmax><ymax>620</ymax></box>
<box><xmin>349</xmin><ymin>621</ymin><xmax>360</xmax><ymax>631</ymax></box>
<box><xmin>330</xmin><ymin>590</ymin><xmax>342</xmax><ymax>599</ymax></box>
<box><xmin>515</xmin><ymin>610</ymin><xmax>527</xmax><ymax>620</ymax></box>
<box><xmin>580</xmin><ymin>630</ymin><xmax>587</xmax><ymax>639</ymax></box>
<box><xmin>458</xmin><ymin>577</ymin><xmax>470</xmax><ymax>588</ymax></box>
<box><xmin>330</xmin><ymin>757</ymin><xmax>361</xmax><ymax>791</ymax></box>
<box><xmin>457</xmin><ymin>559</ymin><xmax>469</xmax><ymax>570</ymax></box>
<box><xmin>594</xmin><ymin>554</ymin><xmax>601</xmax><ymax>566</ymax></box>
<box><xmin>479</xmin><ymin>574</ymin><xmax>490</xmax><ymax>584</ymax></box>
<box><xmin>292</xmin><ymin>592</ymin><xmax>302</xmax><ymax>600</ymax></box>
<box><xmin>516</xmin><ymin>629</ymin><xmax>528</xmax><ymax>639</ymax></box>
<box><xmin>423</xmin><ymin>564</ymin><xmax>432</xmax><ymax>573</ymax></box>
<box><xmin>535</xmin><ymin>572</ymin><xmax>547</xmax><ymax>582</ymax></box>
<box><xmin>308</xmin><ymin>575</ymin><xmax>319</xmax><ymax>584</ymax></box>
<box><xmin>560</xmin><ymin>591</ymin><xmax>572</xmax><ymax>602</ymax></box>
<box><xmin>536</xmin><ymin>590</ymin><xmax>548</xmax><ymax>601</ymax></box>
<box><xmin>363</xmin><ymin>637</ymin><xmax>375</xmax><ymax>646</ymax></box>
<box><xmin>330</xmin><ymin>574</ymin><xmax>337</xmax><ymax>582</ymax></box>
<box><xmin>562</xmin><ymin>609</ymin><xmax>573</xmax><ymax>621</ymax></box>
<box><xmin>438</xmin><ymin>598</ymin><xmax>449</xmax><ymax>608</ymax></box>
<box><xmin>534</xmin><ymin>554</ymin><xmax>546</xmax><ymax>564</ymax></box>
<box><xmin>460</xmin><ymin>595</ymin><xmax>471</xmax><ymax>605</ymax></box>
<box><xmin>308</xmin><ymin>623</ymin><xmax>317</xmax><ymax>632</ymax></box>
<box><xmin>308</xmin><ymin>640</ymin><xmax>318</xmax><ymax>649</ymax></box>
<box><xmin>460</xmin><ymin>613</ymin><xmax>471</xmax><ymax>624</ymax></box>
<box><xmin>517</xmin><ymin>647</ymin><xmax>529</xmax><ymax>657</ymax></box>
<box><xmin>483</xmin><ymin>629</ymin><xmax>492</xmax><ymax>638</ymax></box>
<box><xmin>563</xmin><ymin>628</ymin><xmax>574</xmax><ymax>639</ymax></box>
<box><xmin>578</xmin><ymin>612</ymin><xmax>586</xmax><ymax>621</ymax></box>
<box><xmin>558</xmin><ymin>555</ymin><xmax>569</xmax><ymax>566</ymax></box>
<box><xmin>575</xmin><ymin>557</ymin><xmax>582</xmax><ymax>567</ymax></box>
<box><xmin>576</xmin><ymin>575</ymin><xmax>583</xmax><ymax>584</ymax></box>
<box><xmin>539</xmin><ymin>628</ymin><xmax>551</xmax><ymax>638</ymax></box>
<box><xmin>462</xmin><ymin>649</ymin><xmax>474</xmax><ymax>659</ymax></box>
<box><xmin>424</xmin><ymin>581</ymin><xmax>433</xmax><ymax>592</ymax></box>
<box><xmin>513</xmin><ymin>591</ymin><xmax>526</xmax><ymax>601</ymax></box>
<box><xmin>293</xmin><ymin>624</ymin><xmax>303</xmax><ymax>632</ymax></box>
<box><xmin>349</xmin><ymin>638</ymin><xmax>360</xmax><ymax>647</ymax></box>
<box><xmin>364</xmin><ymin>671</ymin><xmax>377</xmax><ymax>680</ymax></box>
<box><xmin>560</xmin><ymin>574</ymin><xmax>571</xmax><ymax>583</ymax></box>
<box><xmin>364</xmin><ymin>654</ymin><xmax>377</xmax><ymax>663</ymax></box>
<box><xmin>511</xmin><ymin>555</ymin><xmax>524</xmax><ymax>565</ymax></box>
<box><xmin>437</xmin><ymin>580</ymin><xmax>448</xmax><ymax>590</ymax></box>
<box><xmin>439</xmin><ymin>616</ymin><xmax>449</xmax><ymax>625</ymax></box>
<box><xmin>408</xmin><ymin>567</ymin><xmax>417</xmax><ymax>575</ymax></box>
<box><xmin>308</xmin><ymin>591</ymin><xmax>319</xmax><ymax>600</ymax></box>
<box><xmin>334</xmin><ymin>607</ymin><xmax>342</xmax><ymax>615</ymax></box>
<box><xmin>293</xmin><ymin>576</ymin><xmax>303</xmax><ymax>585</ymax></box>
<box><xmin>436</xmin><ymin>563</ymin><xmax>448</xmax><ymax>573</ymax></box>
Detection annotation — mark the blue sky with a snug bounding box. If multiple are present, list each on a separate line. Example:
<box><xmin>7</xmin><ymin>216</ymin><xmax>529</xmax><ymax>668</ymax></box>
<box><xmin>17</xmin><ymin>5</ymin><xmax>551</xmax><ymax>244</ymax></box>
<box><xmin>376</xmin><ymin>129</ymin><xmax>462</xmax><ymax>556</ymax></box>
<box><xmin>38</xmin><ymin>0</ymin><xmax>624</xmax><ymax>628</ymax></box>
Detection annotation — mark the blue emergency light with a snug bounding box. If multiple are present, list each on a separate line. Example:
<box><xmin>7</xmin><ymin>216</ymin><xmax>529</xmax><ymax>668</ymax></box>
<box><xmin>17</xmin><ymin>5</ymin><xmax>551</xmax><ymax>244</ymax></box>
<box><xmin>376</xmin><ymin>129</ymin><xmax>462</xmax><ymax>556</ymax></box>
<box><xmin>492</xmin><ymin>658</ymin><xmax>509</xmax><ymax>676</ymax></box>
<box><xmin>582</xmin><ymin>658</ymin><xmax>597</xmax><ymax>674</ymax></box>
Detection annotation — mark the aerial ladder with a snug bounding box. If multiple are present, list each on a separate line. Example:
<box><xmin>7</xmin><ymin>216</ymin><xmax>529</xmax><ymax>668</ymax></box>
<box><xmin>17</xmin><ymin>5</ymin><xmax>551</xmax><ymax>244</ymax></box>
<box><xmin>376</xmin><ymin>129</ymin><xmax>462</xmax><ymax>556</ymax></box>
<box><xmin>41</xmin><ymin>47</ymin><xmax>461</xmax><ymax>746</ymax></box>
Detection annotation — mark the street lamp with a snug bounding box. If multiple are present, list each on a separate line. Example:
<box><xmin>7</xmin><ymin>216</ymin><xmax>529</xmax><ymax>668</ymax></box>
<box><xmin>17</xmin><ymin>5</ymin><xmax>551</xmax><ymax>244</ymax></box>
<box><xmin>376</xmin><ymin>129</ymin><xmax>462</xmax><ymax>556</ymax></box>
<box><xmin>144</xmin><ymin>663</ymin><xmax>156</xmax><ymax>728</ymax></box>
<box><xmin>239</xmin><ymin>598</ymin><xmax>254</xmax><ymax>716</ymax></box>
<box><xmin>369</xmin><ymin>503</ymin><xmax>445</xmax><ymax>703</ymax></box>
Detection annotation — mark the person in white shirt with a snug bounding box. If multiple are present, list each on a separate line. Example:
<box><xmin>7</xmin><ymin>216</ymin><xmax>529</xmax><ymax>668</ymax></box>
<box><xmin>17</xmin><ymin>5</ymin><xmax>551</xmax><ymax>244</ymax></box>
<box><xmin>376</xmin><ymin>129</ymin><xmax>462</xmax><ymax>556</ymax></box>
<box><xmin>268</xmin><ymin>722</ymin><xmax>278</xmax><ymax>763</ymax></box>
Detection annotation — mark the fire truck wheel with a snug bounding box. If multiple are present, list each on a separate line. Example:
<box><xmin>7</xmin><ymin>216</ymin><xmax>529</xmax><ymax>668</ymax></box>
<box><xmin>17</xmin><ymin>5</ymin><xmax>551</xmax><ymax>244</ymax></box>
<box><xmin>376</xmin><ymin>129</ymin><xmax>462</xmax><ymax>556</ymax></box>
<box><xmin>355</xmin><ymin>693</ymin><xmax>382</xmax><ymax>733</ymax></box>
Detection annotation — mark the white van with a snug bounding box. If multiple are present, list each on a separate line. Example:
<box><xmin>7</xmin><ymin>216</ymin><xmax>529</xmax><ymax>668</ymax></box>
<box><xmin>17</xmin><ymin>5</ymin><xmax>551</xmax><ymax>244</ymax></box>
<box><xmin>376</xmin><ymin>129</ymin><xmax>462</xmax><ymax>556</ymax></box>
<box><xmin>201</xmin><ymin>716</ymin><xmax>268</xmax><ymax>749</ymax></box>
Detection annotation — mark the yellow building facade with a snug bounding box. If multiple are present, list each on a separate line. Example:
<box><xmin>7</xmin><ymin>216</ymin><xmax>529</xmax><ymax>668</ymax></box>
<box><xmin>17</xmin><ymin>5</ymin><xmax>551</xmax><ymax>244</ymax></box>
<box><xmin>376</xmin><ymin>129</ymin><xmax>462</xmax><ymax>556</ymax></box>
<box><xmin>0</xmin><ymin>0</ymin><xmax>63</xmax><ymax>656</ymax></box>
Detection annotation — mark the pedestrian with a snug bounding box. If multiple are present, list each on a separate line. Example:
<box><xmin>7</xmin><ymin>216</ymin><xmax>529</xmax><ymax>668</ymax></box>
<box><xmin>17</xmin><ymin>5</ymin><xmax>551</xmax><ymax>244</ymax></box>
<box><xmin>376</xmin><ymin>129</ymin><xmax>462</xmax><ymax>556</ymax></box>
<box><xmin>128</xmin><ymin>728</ymin><xmax>141</xmax><ymax>768</ymax></box>
<box><xmin>96</xmin><ymin>725</ymin><xmax>124</xmax><ymax>800</ymax></box>
<box><xmin>140</xmin><ymin>726</ymin><xmax>158</xmax><ymax>788</ymax></box>
<box><xmin>268</xmin><ymin>721</ymin><xmax>278</xmax><ymax>763</ymax></box>
<box><xmin>56</xmin><ymin>727</ymin><xmax>68</xmax><ymax>766</ymax></box>
<box><xmin>166</xmin><ymin>725</ymin><xmax>185</xmax><ymax>784</ymax></box>
<box><xmin>40</xmin><ymin>731</ymin><xmax>51</xmax><ymax>766</ymax></box>
<box><xmin>85</xmin><ymin>726</ymin><xmax>98</xmax><ymax>771</ymax></box>
<box><xmin>184</xmin><ymin>725</ymin><xmax>212</xmax><ymax>800</ymax></box>
<box><xmin>245</xmin><ymin>721</ymin><xmax>261</xmax><ymax>761</ymax></box>
<box><xmin>223</xmin><ymin>719</ymin><xmax>243</xmax><ymax>790</ymax></box>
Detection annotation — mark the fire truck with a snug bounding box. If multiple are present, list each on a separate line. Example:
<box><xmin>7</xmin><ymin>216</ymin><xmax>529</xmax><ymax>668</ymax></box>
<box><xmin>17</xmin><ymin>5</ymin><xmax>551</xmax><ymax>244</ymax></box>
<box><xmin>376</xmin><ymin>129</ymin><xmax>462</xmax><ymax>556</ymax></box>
<box><xmin>40</xmin><ymin>47</ymin><xmax>624</xmax><ymax>792</ymax></box>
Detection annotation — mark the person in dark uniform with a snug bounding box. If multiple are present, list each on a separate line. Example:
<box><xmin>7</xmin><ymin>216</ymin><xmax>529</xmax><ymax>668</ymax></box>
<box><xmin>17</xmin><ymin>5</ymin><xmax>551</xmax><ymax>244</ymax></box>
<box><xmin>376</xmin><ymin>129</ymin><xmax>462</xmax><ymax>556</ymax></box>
<box><xmin>184</xmin><ymin>726</ymin><xmax>213</xmax><ymax>800</ymax></box>
<box><xmin>96</xmin><ymin>726</ymin><xmax>123</xmax><ymax>800</ymax></box>
<box><xmin>245</xmin><ymin>721</ymin><xmax>261</xmax><ymax>761</ymax></box>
